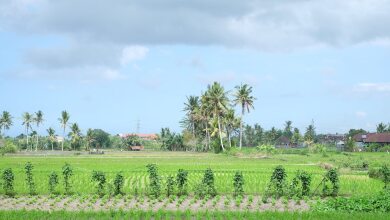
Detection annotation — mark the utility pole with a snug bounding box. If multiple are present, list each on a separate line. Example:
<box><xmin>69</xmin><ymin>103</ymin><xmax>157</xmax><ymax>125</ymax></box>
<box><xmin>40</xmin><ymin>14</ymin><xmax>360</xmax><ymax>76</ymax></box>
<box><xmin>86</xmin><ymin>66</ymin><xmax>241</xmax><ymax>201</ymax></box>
<box><xmin>136</xmin><ymin>118</ymin><xmax>140</xmax><ymax>134</ymax></box>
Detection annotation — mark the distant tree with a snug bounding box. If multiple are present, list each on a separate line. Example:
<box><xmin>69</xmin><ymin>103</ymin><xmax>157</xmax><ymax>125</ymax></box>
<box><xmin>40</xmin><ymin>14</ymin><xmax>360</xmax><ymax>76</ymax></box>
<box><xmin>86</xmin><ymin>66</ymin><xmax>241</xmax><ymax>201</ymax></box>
<box><xmin>291</xmin><ymin>128</ymin><xmax>302</xmax><ymax>145</ymax></box>
<box><xmin>347</xmin><ymin>128</ymin><xmax>367</xmax><ymax>138</ymax></box>
<box><xmin>182</xmin><ymin>96</ymin><xmax>200</xmax><ymax>136</ymax></box>
<box><xmin>377</xmin><ymin>122</ymin><xmax>387</xmax><ymax>133</ymax></box>
<box><xmin>47</xmin><ymin>128</ymin><xmax>56</xmax><ymax>151</ymax></box>
<box><xmin>304</xmin><ymin>121</ymin><xmax>316</xmax><ymax>144</ymax></box>
<box><xmin>0</xmin><ymin>111</ymin><xmax>13</xmax><ymax>137</ymax></box>
<box><xmin>68</xmin><ymin>123</ymin><xmax>82</xmax><ymax>150</ymax></box>
<box><xmin>283</xmin><ymin>121</ymin><xmax>293</xmax><ymax>139</ymax></box>
<box><xmin>87</xmin><ymin>129</ymin><xmax>111</xmax><ymax>149</ymax></box>
<box><xmin>22</xmin><ymin>112</ymin><xmax>34</xmax><ymax>151</ymax></box>
<box><xmin>59</xmin><ymin>111</ymin><xmax>70</xmax><ymax>151</ymax></box>
<box><xmin>224</xmin><ymin>109</ymin><xmax>240</xmax><ymax>148</ymax></box>
<box><xmin>253</xmin><ymin>124</ymin><xmax>264</xmax><ymax>146</ymax></box>
<box><xmin>34</xmin><ymin>110</ymin><xmax>44</xmax><ymax>151</ymax></box>
<box><xmin>233</xmin><ymin>83</ymin><xmax>256</xmax><ymax>149</ymax></box>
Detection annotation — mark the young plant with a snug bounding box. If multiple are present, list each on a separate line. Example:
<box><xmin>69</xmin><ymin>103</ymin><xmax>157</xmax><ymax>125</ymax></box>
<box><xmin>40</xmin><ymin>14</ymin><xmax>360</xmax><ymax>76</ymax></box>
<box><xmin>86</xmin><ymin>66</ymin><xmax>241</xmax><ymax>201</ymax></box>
<box><xmin>62</xmin><ymin>163</ymin><xmax>73</xmax><ymax>194</ymax></box>
<box><xmin>233</xmin><ymin>171</ymin><xmax>244</xmax><ymax>198</ymax></box>
<box><xmin>91</xmin><ymin>170</ymin><xmax>106</xmax><ymax>196</ymax></box>
<box><xmin>266</xmin><ymin>165</ymin><xmax>287</xmax><ymax>198</ymax></box>
<box><xmin>113</xmin><ymin>172</ymin><xmax>124</xmax><ymax>195</ymax></box>
<box><xmin>48</xmin><ymin>171</ymin><xmax>59</xmax><ymax>194</ymax></box>
<box><xmin>166</xmin><ymin>175</ymin><xmax>175</xmax><ymax>197</ymax></box>
<box><xmin>379</xmin><ymin>164</ymin><xmax>390</xmax><ymax>189</ymax></box>
<box><xmin>146</xmin><ymin>164</ymin><xmax>161</xmax><ymax>198</ymax></box>
<box><xmin>2</xmin><ymin>168</ymin><xmax>15</xmax><ymax>196</ymax></box>
<box><xmin>195</xmin><ymin>168</ymin><xmax>217</xmax><ymax>198</ymax></box>
<box><xmin>322</xmin><ymin>168</ymin><xmax>339</xmax><ymax>197</ymax></box>
<box><xmin>176</xmin><ymin>169</ymin><xmax>188</xmax><ymax>196</ymax></box>
<box><xmin>25</xmin><ymin>162</ymin><xmax>36</xmax><ymax>195</ymax></box>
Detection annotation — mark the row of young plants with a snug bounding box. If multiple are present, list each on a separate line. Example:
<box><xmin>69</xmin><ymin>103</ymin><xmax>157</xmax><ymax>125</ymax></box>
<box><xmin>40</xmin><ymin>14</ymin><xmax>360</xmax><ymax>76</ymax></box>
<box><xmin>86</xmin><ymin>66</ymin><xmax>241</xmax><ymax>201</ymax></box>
<box><xmin>1</xmin><ymin>163</ymin><xmax>389</xmax><ymax>199</ymax></box>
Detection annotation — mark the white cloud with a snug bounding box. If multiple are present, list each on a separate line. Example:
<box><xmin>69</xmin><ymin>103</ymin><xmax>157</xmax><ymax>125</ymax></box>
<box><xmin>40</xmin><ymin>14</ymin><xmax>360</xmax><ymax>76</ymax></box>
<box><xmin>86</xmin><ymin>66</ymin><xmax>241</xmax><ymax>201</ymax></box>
<box><xmin>120</xmin><ymin>46</ymin><xmax>149</xmax><ymax>66</ymax></box>
<box><xmin>354</xmin><ymin>83</ymin><xmax>390</xmax><ymax>92</ymax></box>
<box><xmin>355</xmin><ymin>111</ymin><xmax>367</xmax><ymax>118</ymax></box>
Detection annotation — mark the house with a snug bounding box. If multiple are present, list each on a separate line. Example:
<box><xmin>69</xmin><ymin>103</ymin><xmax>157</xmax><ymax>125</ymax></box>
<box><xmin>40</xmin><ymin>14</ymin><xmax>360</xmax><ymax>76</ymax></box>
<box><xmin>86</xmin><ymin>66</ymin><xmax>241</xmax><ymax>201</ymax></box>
<box><xmin>119</xmin><ymin>133</ymin><xmax>158</xmax><ymax>141</ymax></box>
<box><xmin>353</xmin><ymin>133</ymin><xmax>390</xmax><ymax>146</ymax></box>
<box><xmin>275</xmin><ymin>136</ymin><xmax>291</xmax><ymax>148</ymax></box>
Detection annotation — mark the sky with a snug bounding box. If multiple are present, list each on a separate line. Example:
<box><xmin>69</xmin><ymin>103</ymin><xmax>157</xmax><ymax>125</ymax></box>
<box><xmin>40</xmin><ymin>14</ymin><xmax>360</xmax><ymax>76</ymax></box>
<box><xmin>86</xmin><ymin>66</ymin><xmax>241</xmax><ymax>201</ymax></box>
<box><xmin>1</xmin><ymin>0</ymin><xmax>390</xmax><ymax>136</ymax></box>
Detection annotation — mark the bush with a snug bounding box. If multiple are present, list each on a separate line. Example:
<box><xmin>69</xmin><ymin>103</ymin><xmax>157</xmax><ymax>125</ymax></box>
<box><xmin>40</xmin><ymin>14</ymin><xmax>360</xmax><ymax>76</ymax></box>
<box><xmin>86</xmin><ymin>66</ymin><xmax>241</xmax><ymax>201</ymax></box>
<box><xmin>2</xmin><ymin>168</ymin><xmax>15</xmax><ymax>196</ymax></box>
<box><xmin>379</xmin><ymin>165</ymin><xmax>390</xmax><ymax>189</ymax></box>
<box><xmin>91</xmin><ymin>171</ymin><xmax>106</xmax><ymax>195</ymax></box>
<box><xmin>62</xmin><ymin>163</ymin><xmax>73</xmax><ymax>194</ymax></box>
<box><xmin>166</xmin><ymin>175</ymin><xmax>175</xmax><ymax>197</ymax></box>
<box><xmin>195</xmin><ymin>168</ymin><xmax>217</xmax><ymax>198</ymax></box>
<box><xmin>266</xmin><ymin>165</ymin><xmax>287</xmax><ymax>198</ymax></box>
<box><xmin>369</xmin><ymin>167</ymin><xmax>382</xmax><ymax>179</ymax></box>
<box><xmin>0</xmin><ymin>140</ymin><xmax>17</xmax><ymax>155</ymax></box>
<box><xmin>233</xmin><ymin>171</ymin><xmax>244</xmax><ymax>197</ymax></box>
<box><xmin>113</xmin><ymin>172</ymin><xmax>124</xmax><ymax>195</ymax></box>
<box><xmin>146</xmin><ymin>164</ymin><xmax>161</xmax><ymax>198</ymax></box>
<box><xmin>25</xmin><ymin>162</ymin><xmax>36</xmax><ymax>195</ymax></box>
<box><xmin>322</xmin><ymin>168</ymin><xmax>339</xmax><ymax>197</ymax></box>
<box><xmin>176</xmin><ymin>169</ymin><xmax>188</xmax><ymax>196</ymax></box>
<box><xmin>48</xmin><ymin>172</ymin><xmax>59</xmax><ymax>194</ymax></box>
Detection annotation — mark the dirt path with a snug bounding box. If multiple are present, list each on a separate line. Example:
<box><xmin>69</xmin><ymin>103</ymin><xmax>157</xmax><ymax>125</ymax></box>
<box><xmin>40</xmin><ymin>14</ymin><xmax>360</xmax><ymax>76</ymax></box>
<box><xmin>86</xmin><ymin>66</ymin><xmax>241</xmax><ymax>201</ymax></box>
<box><xmin>0</xmin><ymin>195</ymin><xmax>310</xmax><ymax>212</ymax></box>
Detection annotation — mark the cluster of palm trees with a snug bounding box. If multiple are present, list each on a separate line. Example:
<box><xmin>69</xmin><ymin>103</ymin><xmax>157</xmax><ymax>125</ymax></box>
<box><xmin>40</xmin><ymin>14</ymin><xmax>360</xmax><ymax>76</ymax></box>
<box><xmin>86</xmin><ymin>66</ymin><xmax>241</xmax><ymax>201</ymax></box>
<box><xmin>0</xmin><ymin>110</ymin><xmax>84</xmax><ymax>151</ymax></box>
<box><xmin>181</xmin><ymin>82</ymin><xmax>255</xmax><ymax>151</ymax></box>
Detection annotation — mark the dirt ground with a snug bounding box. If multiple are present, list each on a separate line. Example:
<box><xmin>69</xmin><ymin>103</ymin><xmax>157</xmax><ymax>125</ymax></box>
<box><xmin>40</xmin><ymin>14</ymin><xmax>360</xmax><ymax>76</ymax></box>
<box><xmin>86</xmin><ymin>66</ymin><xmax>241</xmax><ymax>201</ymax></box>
<box><xmin>0</xmin><ymin>195</ymin><xmax>310</xmax><ymax>212</ymax></box>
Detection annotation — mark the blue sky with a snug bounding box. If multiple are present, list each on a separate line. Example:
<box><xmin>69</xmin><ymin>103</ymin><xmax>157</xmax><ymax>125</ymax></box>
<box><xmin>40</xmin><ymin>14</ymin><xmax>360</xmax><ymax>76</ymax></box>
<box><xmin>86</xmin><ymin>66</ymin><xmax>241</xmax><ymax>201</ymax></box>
<box><xmin>1</xmin><ymin>0</ymin><xmax>390</xmax><ymax>136</ymax></box>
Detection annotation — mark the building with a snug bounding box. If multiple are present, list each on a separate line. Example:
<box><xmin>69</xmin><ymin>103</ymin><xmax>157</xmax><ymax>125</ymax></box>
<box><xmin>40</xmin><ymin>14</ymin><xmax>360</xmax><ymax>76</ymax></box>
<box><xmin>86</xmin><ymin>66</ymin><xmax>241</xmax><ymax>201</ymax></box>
<box><xmin>353</xmin><ymin>133</ymin><xmax>390</xmax><ymax>146</ymax></box>
<box><xmin>275</xmin><ymin>136</ymin><xmax>291</xmax><ymax>148</ymax></box>
<box><xmin>119</xmin><ymin>133</ymin><xmax>158</xmax><ymax>141</ymax></box>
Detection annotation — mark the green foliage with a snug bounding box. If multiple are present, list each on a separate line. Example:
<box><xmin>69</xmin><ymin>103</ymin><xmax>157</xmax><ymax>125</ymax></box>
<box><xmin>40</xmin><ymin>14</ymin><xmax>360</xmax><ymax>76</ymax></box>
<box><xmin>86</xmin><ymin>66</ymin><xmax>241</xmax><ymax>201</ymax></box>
<box><xmin>159</xmin><ymin>128</ymin><xmax>185</xmax><ymax>151</ymax></box>
<box><xmin>146</xmin><ymin>164</ymin><xmax>161</xmax><ymax>198</ymax></box>
<box><xmin>88</xmin><ymin>129</ymin><xmax>111</xmax><ymax>149</ymax></box>
<box><xmin>166</xmin><ymin>175</ymin><xmax>175</xmax><ymax>197</ymax></box>
<box><xmin>24</xmin><ymin>162</ymin><xmax>36</xmax><ymax>195</ymax></box>
<box><xmin>322</xmin><ymin>168</ymin><xmax>339</xmax><ymax>197</ymax></box>
<box><xmin>48</xmin><ymin>172</ymin><xmax>59</xmax><ymax>194</ymax></box>
<box><xmin>256</xmin><ymin>144</ymin><xmax>276</xmax><ymax>155</ymax></box>
<box><xmin>233</xmin><ymin>171</ymin><xmax>244</xmax><ymax>197</ymax></box>
<box><xmin>289</xmin><ymin>170</ymin><xmax>311</xmax><ymax>198</ymax></box>
<box><xmin>91</xmin><ymin>171</ymin><xmax>106</xmax><ymax>195</ymax></box>
<box><xmin>113</xmin><ymin>172</ymin><xmax>124</xmax><ymax>195</ymax></box>
<box><xmin>195</xmin><ymin>168</ymin><xmax>217</xmax><ymax>198</ymax></box>
<box><xmin>267</xmin><ymin>165</ymin><xmax>287</xmax><ymax>198</ymax></box>
<box><xmin>315</xmin><ymin>189</ymin><xmax>390</xmax><ymax>212</ymax></box>
<box><xmin>379</xmin><ymin>165</ymin><xmax>390</xmax><ymax>189</ymax></box>
<box><xmin>122</xmin><ymin>134</ymin><xmax>142</xmax><ymax>148</ymax></box>
<box><xmin>176</xmin><ymin>169</ymin><xmax>188</xmax><ymax>196</ymax></box>
<box><xmin>2</xmin><ymin>168</ymin><xmax>14</xmax><ymax>196</ymax></box>
<box><xmin>62</xmin><ymin>163</ymin><xmax>73</xmax><ymax>194</ymax></box>
<box><xmin>0</xmin><ymin>140</ymin><xmax>17</xmax><ymax>155</ymax></box>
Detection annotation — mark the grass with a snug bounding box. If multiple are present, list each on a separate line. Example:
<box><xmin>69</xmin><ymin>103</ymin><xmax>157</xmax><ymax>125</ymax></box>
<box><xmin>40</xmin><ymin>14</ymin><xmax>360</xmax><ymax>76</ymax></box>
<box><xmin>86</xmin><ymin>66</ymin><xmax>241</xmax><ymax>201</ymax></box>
<box><xmin>0</xmin><ymin>210</ymin><xmax>389</xmax><ymax>220</ymax></box>
<box><xmin>0</xmin><ymin>150</ymin><xmax>388</xmax><ymax>196</ymax></box>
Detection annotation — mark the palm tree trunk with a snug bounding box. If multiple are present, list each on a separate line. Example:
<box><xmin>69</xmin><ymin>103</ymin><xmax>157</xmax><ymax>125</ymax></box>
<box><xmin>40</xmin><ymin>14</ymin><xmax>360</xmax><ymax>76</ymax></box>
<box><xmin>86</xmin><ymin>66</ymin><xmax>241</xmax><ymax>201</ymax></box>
<box><xmin>26</xmin><ymin>127</ymin><xmax>29</xmax><ymax>151</ymax></box>
<box><xmin>239</xmin><ymin>108</ymin><xmax>244</xmax><ymax>149</ymax></box>
<box><xmin>35</xmin><ymin>134</ymin><xmax>38</xmax><ymax>151</ymax></box>
<box><xmin>217</xmin><ymin>116</ymin><xmax>225</xmax><ymax>151</ymax></box>
<box><xmin>205</xmin><ymin>122</ymin><xmax>210</xmax><ymax>151</ymax></box>
<box><xmin>62</xmin><ymin>128</ymin><xmax>65</xmax><ymax>151</ymax></box>
<box><xmin>51</xmin><ymin>141</ymin><xmax>54</xmax><ymax>151</ymax></box>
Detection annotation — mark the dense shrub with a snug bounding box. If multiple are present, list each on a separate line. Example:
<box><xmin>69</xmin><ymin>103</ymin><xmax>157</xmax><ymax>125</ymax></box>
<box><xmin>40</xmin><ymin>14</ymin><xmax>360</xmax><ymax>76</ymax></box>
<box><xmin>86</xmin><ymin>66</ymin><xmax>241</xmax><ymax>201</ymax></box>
<box><xmin>0</xmin><ymin>140</ymin><xmax>17</xmax><ymax>155</ymax></box>
<box><xmin>176</xmin><ymin>169</ymin><xmax>188</xmax><ymax>196</ymax></box>
<box><xmin>146</xmin><ymin>164</ymin><xmax>161</xmax><ymax>198</ymax></box>
<box><xmin>379</xmin><ymin>165</ymin><xmax>390</xmax><ymax>189</ymax></box>
<box><xmin>166</xmin><ymin>175</ymin><xmax>175</xmax><ymax>197</ymax></box>
<box><xmin>62</xmin><ymin>163</ymin><xmax>73</xmax><ymax>194</ymax></box>
<box><xmin>322</xmin><ymin>168</ymin><xmax>339</xmax><ymax>197</ymax></box>
<box><xmin>195</xmin><ymin>168</ymin><xmax>217</xmax><ymax>198</ymax></box>
<box><xmin>233</xmin><ymin>171</ymin><xmax>244</xmax><ymax>197</ymax></box>
<box><xmin>91</xmin><ymin>171</ymin><xmax>106</xmax><ymax>195</ymax></box>
<box><xmin>25</xmin><ymin>162</ymin><xmax>36</xmax><ymax>195</ymax></box>
<box><xmin>2</xmin><ymin>168</ymin><xmax>14</xmax><ymax>196</ymax></box>
<box><xmin>48</xmin><ymin>172</ymin><xmax>59</xmax><ymax>194</ymax></box>
<box><xmin>266</xmin><ymin>165</ymin><xmax>287</xmax><ymax>198</ymax></box>
<box><xmin>289</xmin><ymin>170</ymin><xmax>311</xmax><ymax>198</ymax></box>
<box><xmin>113</xmin><ymin>172</ymin><xmax>124</xmax><ymax>195</ymax></box>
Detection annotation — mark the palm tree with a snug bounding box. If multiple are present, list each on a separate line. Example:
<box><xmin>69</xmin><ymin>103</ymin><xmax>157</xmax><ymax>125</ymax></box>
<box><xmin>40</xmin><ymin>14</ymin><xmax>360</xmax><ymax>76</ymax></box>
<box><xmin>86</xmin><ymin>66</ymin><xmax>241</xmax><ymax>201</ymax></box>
<box><xmin>22</xmin><ymin>112</ymin><xmax>33</xmax><ymax>151</ymax></box>
<box><xmin>377</xmin><ymin>122</ymin><xmax>387</xmax><ymax>133</ymax></box>
<box><xmin>233</xmin><ymin>83</ymin><xmax>256</xmax><ymax>149</ymax></box>
<box><xmin>69</xmin><ymin>123</ymin><xmax>82</xmax><ymax>151</ymax></box>
<box><xmin>85</xmin><ymin>128</ymin><xmax>95</xmax><ymax>151</ymax></box>
<box><xmin>200</xmin><ymin>92</ymin><xmax>212</xmax><ymax>151</ymax></box>
<box><xmin>34</xmin><ymin>110</ymin><xmax>44</xmax><ymax>151</ymax></box>
<box><xmin>47</xmin><ymin>127</ymin><xmax>56</xmax><ymax>151</ymax></box>
<box><xmin>304</xmin><ymin>121</ymin><xmax>316</xmax><ymax>144</ymax></box>
<box><xmin>0</xmin><ymin>111</ymin><xmax>13</xmax><ymax>137</ymax></box>
<box><xmin>206</xmin><ymin>82</ymin><xmax>229</xmax><ymax>151</ymax></box>
<box><xmin>59</xmin><ymin>111</ymin><xmax>70</xmax><ymax>151</ymax></box>
<box><xmin>183</xmin><ymin>96</ymin><xmax>200</xmax><ymax>136</ymax></box>
<box><xmin>224</xmin><ymin>109</ymin><xmax>240</xmax><ymax>148</ymax></box>
<box><xmin>283</xmin><ymin>121</ymin><xmax>293</xmax><ymax>138</ymax></box>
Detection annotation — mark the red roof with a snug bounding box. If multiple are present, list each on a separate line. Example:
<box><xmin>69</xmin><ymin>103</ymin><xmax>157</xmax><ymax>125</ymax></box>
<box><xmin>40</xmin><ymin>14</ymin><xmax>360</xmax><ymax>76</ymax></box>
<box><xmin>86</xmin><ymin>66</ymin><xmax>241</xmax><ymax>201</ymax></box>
<box><xmin>353</xmin><ymin>133</ymin><xmax>390</xmax><ymax>143</ymax></box>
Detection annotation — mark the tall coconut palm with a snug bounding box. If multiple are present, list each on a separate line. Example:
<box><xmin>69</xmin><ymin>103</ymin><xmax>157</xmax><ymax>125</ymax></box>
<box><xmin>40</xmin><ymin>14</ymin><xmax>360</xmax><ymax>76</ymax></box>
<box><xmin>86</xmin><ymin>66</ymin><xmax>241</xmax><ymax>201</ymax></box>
<box><xmin>85</xmin><ymin>128</ymin><xmax>95</xmax><ymax>151</ymax></box>
<box><xmin>206</xmin><ymin>82</ymin><xmax>229</xmax><ymax>151</ymax></box>
<box><xmin>69</xmin><ymin>123</ymin><xmax>81</xmax><ymax>151</ymax></box>
<box><xmin>233</xmin><ymin>83</ymin><xmax>256</xmax><ymax>149</ymax></box>
<box><xmin>59</xmin><ymin>111</ymin><xmax>70</xmax><ymax>151</ymax></box>
<box><xmin>0</xmin><ymin>111</ymin><xmax>13</xmax><ymax>137</ymax></box>
<box><xmin>377</xmin><ymin>122</ymin><xmax>387</xmax><ymax>133</ymax></box>
<box><xmin>183</xmin><ymin>96</ymin><xmax>200</xmax><ymax>136</ymax></box>
<box><xmin>47</xmin><ymin>127</ymin><xmax>56</xmax><ymax>151</ymax></box>
<box><xmin>200</xmin><ymin>92</ymin><xmax>212</xmax><ymax>151</ymax></box>
<box><xmin>34</xmin><ymin>110</ymin><xmax>44</xmax><ymax>151</ymax></box>
<box><xmin>224</xmin><ymin>109</ymin><xmax>240</xmax><ymax>148</ymax></box>
<box><xmin>283</xmin><ymin>121</ymin><xmax>293</xmax><ymax>138</ymax></box>
<box><xmin>22</xmin><ymin>112</ymin><xmax>33</xmax><ymax>151</ymax></box>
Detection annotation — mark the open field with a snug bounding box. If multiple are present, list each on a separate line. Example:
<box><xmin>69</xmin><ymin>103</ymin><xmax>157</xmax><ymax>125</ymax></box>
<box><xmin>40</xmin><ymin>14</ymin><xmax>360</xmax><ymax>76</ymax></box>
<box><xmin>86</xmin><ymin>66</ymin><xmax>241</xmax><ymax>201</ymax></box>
<box><xmin>0</xmin><ymin>151</ymin><xmax>388</xmax><ymax>196</ymax></box>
